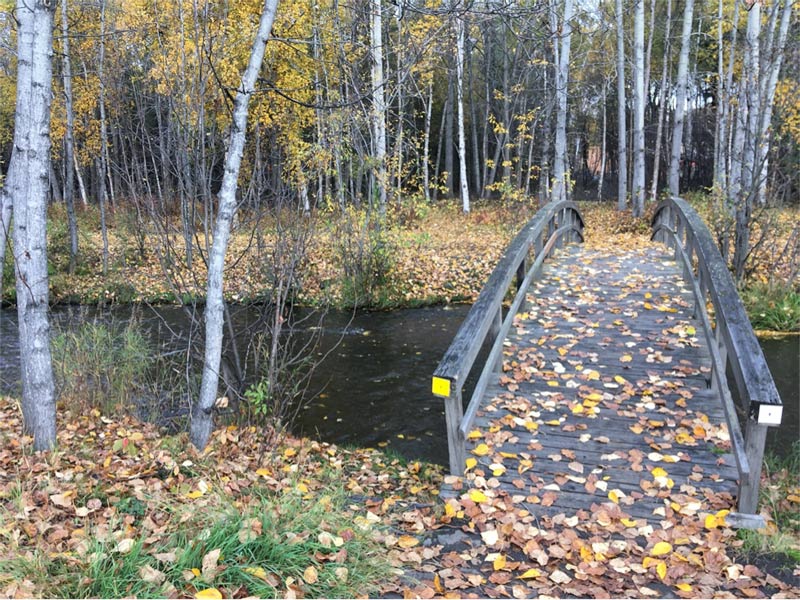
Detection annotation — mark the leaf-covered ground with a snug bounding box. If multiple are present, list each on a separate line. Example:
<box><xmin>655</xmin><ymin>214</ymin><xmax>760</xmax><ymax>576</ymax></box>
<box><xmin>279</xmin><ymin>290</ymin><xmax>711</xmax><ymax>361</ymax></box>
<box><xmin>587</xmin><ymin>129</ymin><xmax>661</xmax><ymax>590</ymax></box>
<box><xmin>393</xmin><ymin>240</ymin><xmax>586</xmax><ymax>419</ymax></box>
<box><xmin>32</xmin><ymin>200</ymin><xmax>799</xmax><ymax>315</ymax></box>
<box><xmin>2</xmin><ymin>200</ymin><xmax>798</xmax><ymax>598</ymax></box>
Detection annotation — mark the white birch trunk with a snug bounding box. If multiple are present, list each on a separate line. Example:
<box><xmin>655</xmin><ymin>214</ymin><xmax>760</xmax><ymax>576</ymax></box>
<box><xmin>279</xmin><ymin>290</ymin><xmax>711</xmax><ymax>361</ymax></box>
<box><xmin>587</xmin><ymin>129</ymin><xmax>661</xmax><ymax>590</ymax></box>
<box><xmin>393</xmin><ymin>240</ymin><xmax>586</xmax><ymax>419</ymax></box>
<box><xmin>668</xmin><ymin>0</ymin><xmax>695</xmax><ymax>196</ymax></box>
<box><xmin>370</xmin><ymin>0</ymin><xmax>388</xmax><ymax>212</ymax></box>
<box><xmin>455</xmin><ymin>11</ymin><xmax>470</xmax><ymax>213</ymax></box>
<box><xmin>192</xmin><ymin>0</ymin><xmax>280</xmax><ymax>450</ymax></box>
<box><xmin>598</xmin><ymin>79</ymin><xmax>607</xmax><ymax>200</ymax></box>
<box><xmin>423</xmin><ymin>82</ymin><xmax>433</xmax><ymax>203</ymax></box>
<box><xmin>732</xmin><ymin>0</ymin><xmax>761</xmax><ymax>281</ymax></box>
<box><xmin>649</xmin><ymin>0</ymin><xmax>672</xmax><ymax>202</ymax></box>
<box><xmin>755</xmin><ymin>0</ymin><xmax>793</xmax><ymax>205</ymax></box>
<box><xmin>615</xmin><ymin>0</ymin><xmax>627</xmax><ymax>210</ymax></box>
<box><xmin>60</xmin><ymin>0</ymin><xmax>79</xmax><ymax>272</ymax></box>
<box><xmin>631</xmin><ymin>0</ymin><xmax>646</xmax><ymax>216</ymax></box>
<box><xmin>552</xmin><ymin>0</ymin><xmax>574</xmax><ymax>204</ymax></box>
<box><xmin>0</xmin><ymin>182</ymin><xmax>11</xmax><ymax>304</ymax></box>
<box><xmin>9</xmin><ymin>0</ymin><xmax>57</xmax><ymax>451</ymax></box>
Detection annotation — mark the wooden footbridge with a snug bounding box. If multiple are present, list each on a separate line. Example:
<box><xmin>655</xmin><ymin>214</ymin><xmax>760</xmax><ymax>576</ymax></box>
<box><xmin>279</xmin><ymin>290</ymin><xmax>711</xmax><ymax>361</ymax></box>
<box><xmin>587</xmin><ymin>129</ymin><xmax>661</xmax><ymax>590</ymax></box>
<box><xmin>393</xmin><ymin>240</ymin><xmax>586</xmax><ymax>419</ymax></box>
<box><xmin>433</xmin><ymin>199</ymin><xmax>783</xmax><ymax>525</ymax></box>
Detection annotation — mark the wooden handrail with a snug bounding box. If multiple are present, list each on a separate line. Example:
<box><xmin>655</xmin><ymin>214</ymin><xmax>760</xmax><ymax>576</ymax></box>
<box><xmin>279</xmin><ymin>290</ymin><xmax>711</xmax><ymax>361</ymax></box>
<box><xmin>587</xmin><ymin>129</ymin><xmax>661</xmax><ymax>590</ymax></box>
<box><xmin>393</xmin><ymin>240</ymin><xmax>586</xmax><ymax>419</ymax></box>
<box><xmin>652</xmin><ymin>196</ymin><xmax>783</xmax><ymax>514</ymax></box>
<box><xmin>433</xmin><ymin>201</ymin><xmax>584</xmax><ymax>475</ymax></box>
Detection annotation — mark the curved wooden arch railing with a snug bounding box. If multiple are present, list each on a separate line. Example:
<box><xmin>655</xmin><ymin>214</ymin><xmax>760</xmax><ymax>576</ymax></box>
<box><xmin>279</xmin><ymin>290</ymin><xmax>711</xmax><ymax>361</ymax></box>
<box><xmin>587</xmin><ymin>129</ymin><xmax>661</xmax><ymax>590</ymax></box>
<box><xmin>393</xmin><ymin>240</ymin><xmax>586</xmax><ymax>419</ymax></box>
<box><xmin>652</xmin><ymin>197</ymin><xmax>783</xmax><ymax>515</ymax></box>
<box><xmin>432</xmin><ymin>201</ymin><xmax>585</xmax><ymax>476</ymax></box>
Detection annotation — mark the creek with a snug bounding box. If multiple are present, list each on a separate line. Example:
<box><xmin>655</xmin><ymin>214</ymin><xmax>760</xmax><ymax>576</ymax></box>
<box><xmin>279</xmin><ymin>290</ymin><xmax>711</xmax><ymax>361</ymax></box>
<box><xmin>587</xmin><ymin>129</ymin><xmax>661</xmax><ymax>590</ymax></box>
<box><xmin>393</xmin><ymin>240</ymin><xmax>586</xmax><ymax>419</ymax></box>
<box><xmin>0</xmin><ymin>304</ymin><xmax>797</xmax><ymax>464</ymax></box>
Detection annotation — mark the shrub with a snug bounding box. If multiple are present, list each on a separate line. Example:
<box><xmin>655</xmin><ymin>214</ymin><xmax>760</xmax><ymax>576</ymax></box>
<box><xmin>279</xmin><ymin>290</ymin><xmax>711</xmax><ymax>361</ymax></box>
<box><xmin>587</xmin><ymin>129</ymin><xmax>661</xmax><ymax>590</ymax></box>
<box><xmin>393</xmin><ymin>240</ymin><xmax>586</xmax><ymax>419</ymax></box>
<box><xmin>51</xmin><ymin>316</ymin><xmax>152</xmax><ymax>413</ymax></box>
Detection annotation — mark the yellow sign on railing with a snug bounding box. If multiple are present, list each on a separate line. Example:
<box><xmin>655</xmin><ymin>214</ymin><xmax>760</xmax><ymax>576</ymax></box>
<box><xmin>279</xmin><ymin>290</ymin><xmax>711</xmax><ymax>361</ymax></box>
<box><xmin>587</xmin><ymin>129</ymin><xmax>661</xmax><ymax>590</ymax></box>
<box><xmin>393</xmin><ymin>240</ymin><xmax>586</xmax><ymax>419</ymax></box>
<box><xmin>432</xmin><ymin>377</ymin><xmax>451</xmax><ymax>397</ymax></box>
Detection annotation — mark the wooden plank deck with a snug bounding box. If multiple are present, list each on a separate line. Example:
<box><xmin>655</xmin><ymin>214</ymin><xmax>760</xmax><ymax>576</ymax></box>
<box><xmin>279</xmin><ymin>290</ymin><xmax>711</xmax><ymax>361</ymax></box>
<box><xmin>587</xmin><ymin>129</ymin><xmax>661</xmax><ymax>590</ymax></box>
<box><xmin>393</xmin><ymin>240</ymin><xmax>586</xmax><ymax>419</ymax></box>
<box><xmin>447</xmin><ymin>244</ymin><xmax>740</xmax><ymax>523</ymax></box>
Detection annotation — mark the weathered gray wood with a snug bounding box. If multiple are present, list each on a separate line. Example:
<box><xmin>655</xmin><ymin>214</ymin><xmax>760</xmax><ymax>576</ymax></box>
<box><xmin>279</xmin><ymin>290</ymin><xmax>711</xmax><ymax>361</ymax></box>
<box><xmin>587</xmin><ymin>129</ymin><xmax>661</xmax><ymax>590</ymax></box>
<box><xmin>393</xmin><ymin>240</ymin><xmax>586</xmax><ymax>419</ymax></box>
<box><xmin>434</xmin><ymin>201</ymin><xmax>584</xmax><ymax>475</ymax></box>
<box><xmin>652</xmin><ymin>196</ymin><xmax>781</xmax><ymax>514</ymax></box>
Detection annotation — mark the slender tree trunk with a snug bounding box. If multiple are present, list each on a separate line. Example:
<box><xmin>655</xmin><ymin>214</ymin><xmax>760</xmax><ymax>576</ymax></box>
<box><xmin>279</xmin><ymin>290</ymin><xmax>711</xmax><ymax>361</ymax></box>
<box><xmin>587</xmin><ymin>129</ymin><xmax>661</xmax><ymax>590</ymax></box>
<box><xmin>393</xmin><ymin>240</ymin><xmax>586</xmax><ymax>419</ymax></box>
<box><xmin>551</xmin><ymin>0</ymin><xmax>574</xmax><ymax>203</ymax></box>
<box><xmin>598</xmin><ymin>80</ymin><xmax>607</xmax><ymax>200</ymax></box>
<box><xmin>668</xmin><ymin>0</ymin><xmax>695</xmax><ymax>196</ymax></box>
<box><xmin>97</xmin><ymin>3</ymin><xmax>110</xmax><ymax>274</ymax></box>
<box><xmin>649</xmin><ymin>0</ymin><xmax>672</xmax><ymax>202</ymax></box>
<box><xmin>631</xmin><ymin>0</ymin><xmax>646</xmax><ymax>216</ymax></box>
<box><xmin>445</xmin><ymin>76</ymin><xmax>454</xmax><ymax>196</ymax></box>
<box><xmin>370</xmin><ymin>0</ymin><xmax>387</xmax><ymax>212</ymax></box>
<box><xmin>755</xmin><ymin>0</ymin><xmax>793</xmax><ymax>205</ymax></box>
<box><xmin>60</xmin><ymin>0</ymin><xmax>79</xmax><ymax>273</ymax></box>
<box><xmin>615</xmin><ymin>0</ymin><xmax>627</xmax><ymax>210</ymax></box>
<box><xmin>9</xmin><ymin>0</ymin><xmax>57</xmax><ymax>451</ymax></box>
<box><xmin>423</xmin><ymin>82</ymin><xmax>433</xmax><ymax>203</ymax></box>
<box><xmin>0</xmin><ymin>183</ymin><xmax>11</xmax><ymax>304</ymax></box>
<box><xmin>455</xmin><ymin>10</ymin><xmax>470</xmax><ymax>213</ymax></box>
<box><xmin>192</xmin><ymin>0</ymin><xmax>280</xmax><ymax>451</ymax></box>
<box><xmin>733</xmin><ymin>0</ymin><xmax>761</xmax><ymax>282</ymax></box>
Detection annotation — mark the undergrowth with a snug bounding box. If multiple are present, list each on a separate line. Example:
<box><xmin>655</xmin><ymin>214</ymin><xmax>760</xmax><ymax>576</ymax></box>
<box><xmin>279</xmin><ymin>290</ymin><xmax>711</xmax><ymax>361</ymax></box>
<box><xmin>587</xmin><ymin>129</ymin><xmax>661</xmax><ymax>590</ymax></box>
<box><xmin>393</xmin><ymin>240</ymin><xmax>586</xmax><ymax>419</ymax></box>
<box><xmin>3</xmin><ymin>485</ymin><xmax>394</xmax><ymax>598</ymax></box>
<box><xmin>741</xmin><ymin>283</ymin><xmax>800</xmax><ymax>332</ymax></box>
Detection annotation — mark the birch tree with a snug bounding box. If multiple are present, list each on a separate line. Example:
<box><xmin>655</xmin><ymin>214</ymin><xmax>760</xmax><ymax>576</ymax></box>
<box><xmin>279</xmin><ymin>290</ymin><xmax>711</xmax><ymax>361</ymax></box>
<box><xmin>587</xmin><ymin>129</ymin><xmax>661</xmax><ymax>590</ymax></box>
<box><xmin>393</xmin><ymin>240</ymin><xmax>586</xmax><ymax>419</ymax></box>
<box><xmin>615</xmin><ymin>0</ymin><xmax>627</xmax><ymax>210</ymax></box>
<box><xmin>631</xmin><ymin>0</ymin><xmax>646</xmax><ymax>216</ymax></box>
<box><xmin>551</xmin><ymin>0</ymin><xmax>575</xmax><ymax>203</ymax></box>
<box><xmin>59</xmin><ymin>0</ymin><xmax>79</xmax><ymax>273</ymax></box>
<box><xmin>7</xmin><ymin>0</ymin><xmax>58</xmax><ymax>451</ymax></box>
<box><xmin>370</xmin><ymin>0</ymin><xmax>388</xmax><ymax>213</ymax></box>
<box><xmin>668</xmin><ymin>0</ymin><xmax>695</xmax><ymax>196</ymax></box>
<box><xmin>192</xmin><ymin>0</ymin><xmax>280</xmax><ymax>451</ymax></box>
<box><xmin>455</xmin><ymin>8</ymin><xmax>470</xmax><ymax>213</ymax></box>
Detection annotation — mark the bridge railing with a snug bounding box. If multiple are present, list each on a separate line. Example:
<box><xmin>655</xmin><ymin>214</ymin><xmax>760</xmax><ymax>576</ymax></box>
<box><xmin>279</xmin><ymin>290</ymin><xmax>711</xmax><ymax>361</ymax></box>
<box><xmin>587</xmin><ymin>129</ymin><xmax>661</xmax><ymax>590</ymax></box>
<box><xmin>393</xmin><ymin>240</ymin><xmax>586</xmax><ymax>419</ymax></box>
<box><xmin>432</xmin><ymin>201</ymin><xmax>584</xmax><ymax>476</ymax></box>
<box><xmin>652</xmin><ymin>196</ymin><xmax>783</xmax><ymax>516</ymax></box>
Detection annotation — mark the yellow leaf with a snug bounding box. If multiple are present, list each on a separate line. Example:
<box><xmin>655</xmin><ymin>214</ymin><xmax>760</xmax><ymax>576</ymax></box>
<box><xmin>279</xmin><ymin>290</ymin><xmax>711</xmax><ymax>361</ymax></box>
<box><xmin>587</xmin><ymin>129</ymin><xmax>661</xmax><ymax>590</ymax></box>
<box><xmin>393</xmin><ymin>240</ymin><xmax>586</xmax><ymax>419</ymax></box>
<box><xmin>608</xmin><ymin>490</ymin><xmax>620</xmax><ymax>504</ymax></box>
<box><xmin>651</xmin><ymin>467</ymin><xmax>668</xmax><ymax>478</ymax></box>
<box><xmin>303</xmin><ymin>565</ymin><xmax>319</xmax><ymax>584</ymax></box>
<box><xmin>296</xmin><ymin>483</ymin><xmax>309</xmax><ymax>493</ymax></box>
<box><xmin>243</xmin><ymin>567</ymin><xmax>269</xmax><ymax>582</ymax></box>
<box><xmin>642</xmin><ymin>556</ymin><xmax>656</xmax><ymax>569</ymax></box>
<box><xmin>467</xmin><ymin>430</ymin><xmax>483</xmax><ymax>440</ymax></box>
<box><xmin>283</xmin><ymin>448</ymin><xmax>297</xmax><ymax>458</ymax></box>
<box><xmin>255</xmin><ymin>468</ymin><xmax>271</xmax><ymax>477</ymax></box>
<box><xmin>676</xmin><ymin>583</ymin><xmax>692</xmax><ymax>592</ymax></box>
<box><xmin>397</xmin><ymin>535</ymin><xmax>419</xmax><ymax>548</ymax></box>
<box><xmin>186</xmin><ymin>490</ymin><xmax>204</xmax><ymax>499</ymax></box>
<box><xmin>194</xmin><ymin>589</ymin><xmax>223</xmax><ymax>600</ymax></box>
<box><xmin>585</xmin><ymin>369</ymin><xmax>600</xmax><ymax>380</ymax></box>
<box><xmin>656</xmin><ymin>561</ymin><xmax>667</xmax><ymax>580</ymax></box>
<box><xmin>444</xmin><ymin>502</ymin><xmax>456</xmax><ymax>518</ymax></box>
<box><xmin>558</xmin><ymin>347</ymin><xmax>568</xmax><ymax>356</ymax></box>
<box><xmin>571</xmin><ymin>404</ymin><xmax>585</xmax><ymax>414</ymax></box>
<box><xmin>493</xmin><ymin>554</ymin><xmax>507</xmax><ymax>571</ymax></box>
<box><xmin>468</xmin><ymin>489</ymin><xmax>488</xmax><ymax>503</ymax></box>
<box><xmin>472</xmin><ymin>444</ymin><xmax>490</xmax><ymax>456</ymax></box>
<box><xmin>704</xmin><ymin>514</ymin><xmax>720</xmax><ymax>530</ymax></box>
<box><xmin>433</xmin><ymin>573</ymin><xmax>444</xmax><ymax>594</ymax></box>
<box><xmin>621</xmin><ymin>518</ymin><xmax>638</xmax><ymax>528</ymax></box>
<box><xmin>620</xmin><ymin>354</ymin><xmax>632</xmax><ymax>363</ymax></box>
<box><xmin>518</xmin><ymin>568</ymin><xmax>541</xmax><ymax>579</ymax></box>
<box><xmin>651</xmin><ymin>542</ymin><xmax>673</xmax><ymax>556</ymax></box>
<box><xmin>465</xmin><ymin>457</ymin><xmax>477</xmax><ymax>470</ymax></box>
<box><xmin>685</xmin><ymin>326</ymin><xmax>696</xmax><ymax>336</ymax></box>
<box><xmin>585</xmin><ymin>392</ymin><xmax>603</xmax><ymax>401</ymax></box>
<box><xmin>614</xmin><ymin>375</ymin><xmax>628</xmax><ymax>385</ymax></box>
<box><xmin>545</xmin><ymin>419</ymin><xmax>561</xmax><ymax>426</ymax></box>
<box><xmin>499</xmin><ymin>452</ymin><xmax>518</xmax><ymax>459</ymax></box>
<box><xmin>547</xmin><ymin>380</ymin><xmax>559</xmax><ymax>387</ymax></box>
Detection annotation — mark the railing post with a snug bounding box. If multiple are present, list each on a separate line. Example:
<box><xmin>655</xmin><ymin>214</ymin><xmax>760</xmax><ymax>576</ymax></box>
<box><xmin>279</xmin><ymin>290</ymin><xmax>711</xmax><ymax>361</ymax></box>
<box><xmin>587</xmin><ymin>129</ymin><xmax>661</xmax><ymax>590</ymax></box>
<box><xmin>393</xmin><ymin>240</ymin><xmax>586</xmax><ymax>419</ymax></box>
<box><xmin>740</xmin><ymin>418</ymin><xmax>768</xmax><ymax>514</ymax></box>
<box><xmin>444</xmin><ymin>387</ymin><xmax>466</xmax><ymax>476</ymax></box>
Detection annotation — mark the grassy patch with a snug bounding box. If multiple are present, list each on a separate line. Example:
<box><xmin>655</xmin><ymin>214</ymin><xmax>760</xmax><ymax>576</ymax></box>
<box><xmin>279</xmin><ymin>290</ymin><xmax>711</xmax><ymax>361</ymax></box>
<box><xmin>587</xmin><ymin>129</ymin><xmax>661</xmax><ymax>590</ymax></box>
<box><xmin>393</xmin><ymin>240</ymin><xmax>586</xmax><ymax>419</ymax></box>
<box><xmin>51</xmin><ymin>316</ymin><xmax>151</xmax><ymax>413</ymax></box>
<box><xmin>5</xmin><ymin>486</ymin><xmax>394</xmax><ymax>599</ymax></box>
<box><xmin>741</xmin><ymin>282</ymin><xmax>800</xmax><ymax>332</ymax></box>
<box><xmin>737</xmin><ymin>441</ymin><xmax>800</xmax><ymax>561</ymax></box>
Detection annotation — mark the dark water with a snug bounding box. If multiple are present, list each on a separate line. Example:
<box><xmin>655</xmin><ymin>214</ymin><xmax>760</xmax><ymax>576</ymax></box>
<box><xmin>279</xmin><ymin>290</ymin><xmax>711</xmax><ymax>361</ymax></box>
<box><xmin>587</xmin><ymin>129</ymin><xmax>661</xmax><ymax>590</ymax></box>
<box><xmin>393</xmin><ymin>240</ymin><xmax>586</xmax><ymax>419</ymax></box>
<box><xmin>0</xmin><ymin>305</ymin><xmax>797</xmax><ymax>464</ymax></box>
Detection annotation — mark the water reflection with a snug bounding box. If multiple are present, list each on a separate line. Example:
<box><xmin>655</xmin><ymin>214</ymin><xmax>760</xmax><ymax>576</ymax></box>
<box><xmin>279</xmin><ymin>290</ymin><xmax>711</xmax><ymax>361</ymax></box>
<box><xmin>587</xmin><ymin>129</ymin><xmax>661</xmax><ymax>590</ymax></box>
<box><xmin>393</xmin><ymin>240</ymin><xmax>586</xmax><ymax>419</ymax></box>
<box><xmin>0</xmin><ymin>305</ymin><xmax>797</xmax><ymax>463</ymax></box>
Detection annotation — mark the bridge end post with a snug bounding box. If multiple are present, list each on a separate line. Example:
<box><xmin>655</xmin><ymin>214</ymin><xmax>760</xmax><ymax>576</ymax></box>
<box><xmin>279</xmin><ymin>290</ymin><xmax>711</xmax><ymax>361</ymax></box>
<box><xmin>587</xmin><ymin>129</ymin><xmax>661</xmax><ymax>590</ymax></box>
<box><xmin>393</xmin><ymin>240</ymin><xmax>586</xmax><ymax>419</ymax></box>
<box><xmin>739</xmin><ymin>418</ymin><xmax>768</xmax><ymax>514</ymax></box>
<box><xmin>444</xmin><ymin>387</ymin><xmax>467</xmax><ymax>476</ymax></box>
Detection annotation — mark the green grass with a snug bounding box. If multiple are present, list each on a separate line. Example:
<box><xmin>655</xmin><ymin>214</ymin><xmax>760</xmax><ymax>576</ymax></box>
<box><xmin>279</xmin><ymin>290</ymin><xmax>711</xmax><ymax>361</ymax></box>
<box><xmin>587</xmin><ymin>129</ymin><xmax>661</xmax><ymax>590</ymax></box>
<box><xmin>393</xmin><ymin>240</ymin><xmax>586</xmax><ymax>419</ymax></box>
<box><xmin>51</xmin><ymin>316</ymin><xmax>152</xmax><ymax>413</ymax></box>
<box><xmin>1</xmin><ymin>485</ymin><xmax>396</xmax><ymax>598</ymax></box>
<box><xmin>737</xmin><ymin>441</ymin><xmax>800</xmax><ymax>560</ymax></box>
<box><xmin>741</xmin><ymin>282</ymin><xmax>800</xmax><ymax>332</ymax></box>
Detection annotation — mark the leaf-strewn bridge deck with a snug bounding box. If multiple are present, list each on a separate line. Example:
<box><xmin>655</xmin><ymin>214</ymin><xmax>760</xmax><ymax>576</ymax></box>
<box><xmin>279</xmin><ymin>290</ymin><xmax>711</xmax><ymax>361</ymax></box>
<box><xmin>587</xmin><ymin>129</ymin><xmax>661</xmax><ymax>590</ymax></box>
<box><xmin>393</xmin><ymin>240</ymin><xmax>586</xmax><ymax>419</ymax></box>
<box><xmin>434</xmin><ymin>200</ymin><xmax>782</xmax><ymax>526</ymax></box>
<box><xmin>456</xmin><ymin>245</ymin><xmax>738</xmax><ymax>521</ymax></box>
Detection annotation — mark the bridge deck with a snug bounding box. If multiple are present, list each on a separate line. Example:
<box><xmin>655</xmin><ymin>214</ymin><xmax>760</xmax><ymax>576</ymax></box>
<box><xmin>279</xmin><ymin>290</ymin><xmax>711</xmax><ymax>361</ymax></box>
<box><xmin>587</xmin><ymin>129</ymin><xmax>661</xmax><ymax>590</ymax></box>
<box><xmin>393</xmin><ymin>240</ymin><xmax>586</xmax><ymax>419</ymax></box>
<box><xmin>451</xmin><ymin>244</ymin><xmax>739</xmax><ymax>522</ymax></box>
